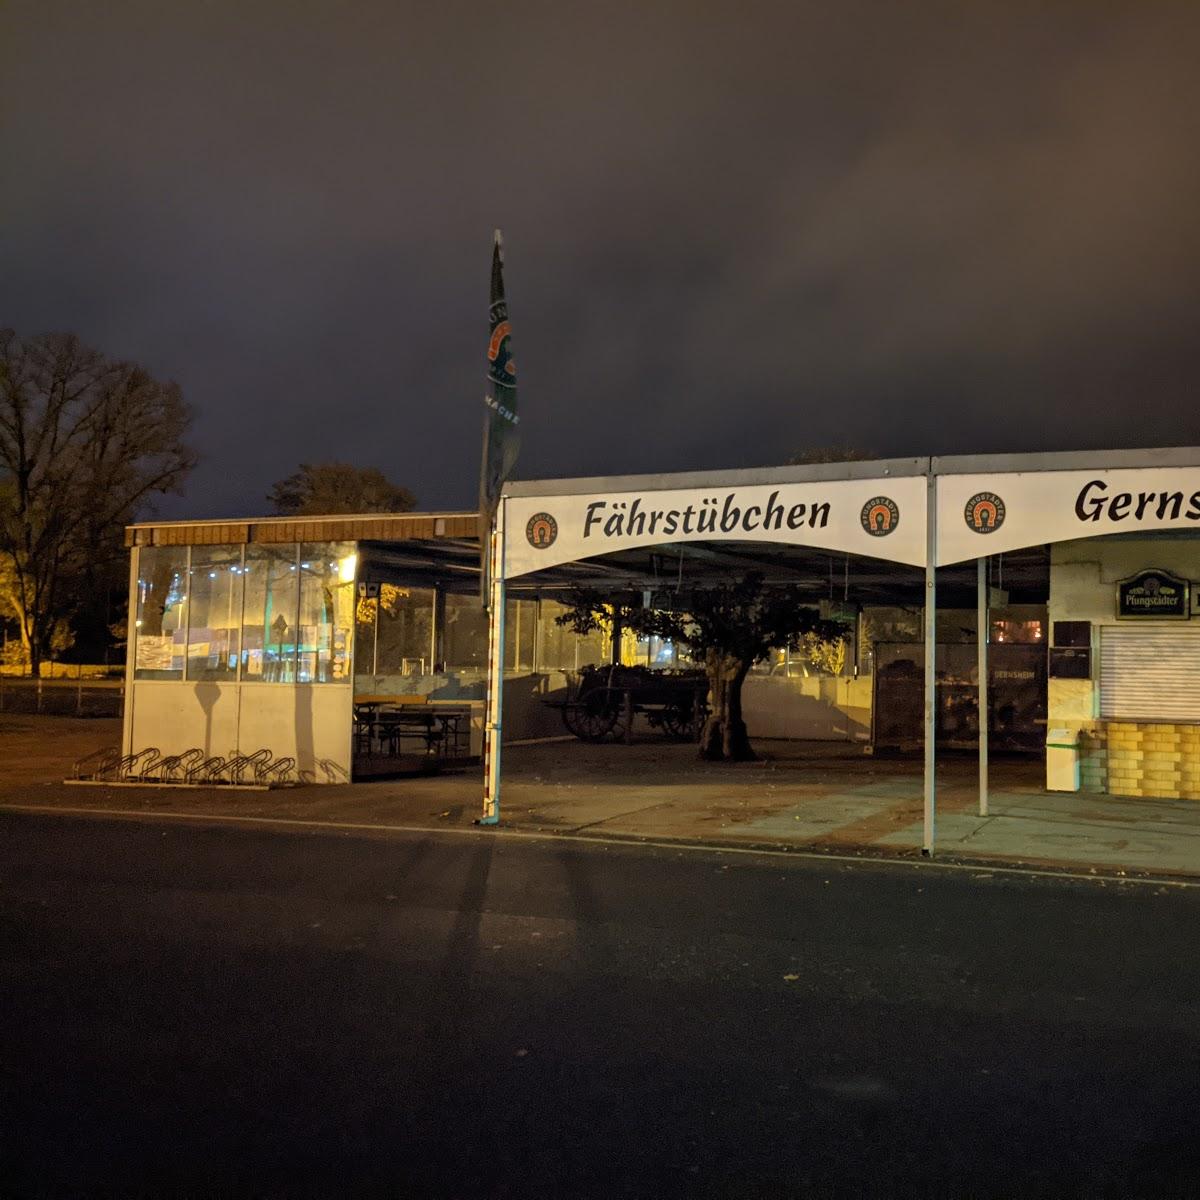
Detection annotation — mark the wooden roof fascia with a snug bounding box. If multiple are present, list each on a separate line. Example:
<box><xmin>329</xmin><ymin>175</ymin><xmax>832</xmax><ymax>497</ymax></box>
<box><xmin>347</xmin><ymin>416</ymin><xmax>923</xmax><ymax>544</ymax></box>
<box><xmin>125</xmin><ymin>512</ymin><xmax>482</xmax><ymax>548</ymax></box>
<box><xmin>125</xmin><ymin>522</ymin><xmax>251</xmax><ymax>548</ymax></box>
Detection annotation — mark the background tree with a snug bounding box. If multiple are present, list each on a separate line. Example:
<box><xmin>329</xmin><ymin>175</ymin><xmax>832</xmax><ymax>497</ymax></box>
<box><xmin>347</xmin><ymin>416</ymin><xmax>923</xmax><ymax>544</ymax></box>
<box><xmin>267</xmin><ymin>462</ymin><xmax>416</xmax><ymax>516</ymax></box>
<box><xmin>0</xmin><ymin>330</ymin><xmax>195</xmax><ymax>675</ymax></box>
<box><xmin>558</xmin><ymin>573</ymin><xmax>846</xmax><ymax>762</ymax></box>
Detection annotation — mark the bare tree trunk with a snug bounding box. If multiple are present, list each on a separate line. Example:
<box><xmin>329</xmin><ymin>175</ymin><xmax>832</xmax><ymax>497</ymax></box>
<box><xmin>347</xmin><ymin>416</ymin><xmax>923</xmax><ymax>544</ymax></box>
<box><xmin>21</xmin><ymin>620</ymin><xmax>38</xmax><ymax>678</ymax></box>
<box><xmin>610</xmin><ymin>608</ymin><xmax>623</xmax><ymax>666</ymax></box>
<box><xmin>19</xmin><ymin>590</ymin><xmax>44</xmax><ymax>678</ymax></box>
<box><xmin>723</xmin><ymin>662</ymin><xmax>755</xmax><ymax>761</ymax></box>
<box><xmin>2</xmin><ymin>562</ymin><xmax>40</xmax><ymax>676</ymax></box>
<box><xmin>699</xmin><ymin>649</ymin><xmax>727</xmax><ymax>759</ymax></box>
<box><xmin>699</xmin><ymin>652</ymin><xmax>757</xmax><ymax>762</ymax></box>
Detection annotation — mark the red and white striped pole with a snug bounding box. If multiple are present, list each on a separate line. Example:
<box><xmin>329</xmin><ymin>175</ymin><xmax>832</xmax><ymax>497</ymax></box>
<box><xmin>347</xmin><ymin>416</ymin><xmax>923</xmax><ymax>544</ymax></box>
<box><xmin>479</xmin><ymin>500</ymin><xmax>507</xmax><ymax>824</ymax></box>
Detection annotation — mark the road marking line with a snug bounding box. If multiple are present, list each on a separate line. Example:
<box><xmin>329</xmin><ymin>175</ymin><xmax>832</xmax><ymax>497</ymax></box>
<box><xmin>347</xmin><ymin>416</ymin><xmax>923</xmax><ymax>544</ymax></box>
<box><xmin>3</xmin><ymin>802</ymin><xmax>1198</xmax><ymax>889</ymax></box>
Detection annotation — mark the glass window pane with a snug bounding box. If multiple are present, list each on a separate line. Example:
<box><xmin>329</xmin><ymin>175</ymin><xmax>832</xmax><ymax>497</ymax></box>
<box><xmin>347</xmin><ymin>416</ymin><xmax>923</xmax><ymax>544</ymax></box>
<box><xmin>991</xmin><ymin>616</ymin><xmax>1045</xmax><ymax>645</ymax></box>
<box><xmin>241</xmin><ymin>545</ymin><xmax>299</xmax><ymax>682</ymax></box>
<box><xmin>443</xmin><ymin>592</ymin><xmax>489</xmax><ymax>684</ymax></box>
<box><xmin>297</xmin><ymin>542</ymin><xmax>356</xmax><ymax>683</ymax></box>
<box><xmin>504</xmin><ymin>598</ymin><xmax>536</xmax><ymax>673</ymax></box>
<box><xmin>648</xmin><ymin>634</ymin><xmax>677</xmax><ymax>667</ymax></box>
<box><xmin>134</xmin><ymin>546</ymin><xmax>187</xmax><ymax>679</ymax></box>
<box><xmin>535</xmin><ymin>599</ymin><xmax>568</xmax><ymax>671</ymax></box>
<box><xmin>576</xmin><ymin>626</ymin><xmax>606</xmax><ymax>668</ymax></box>
<box><xmin>535</xmin><ymin>599</ymin><xmax>606</xmax><ymax>672</ymax></box>
<box><xmin>186</xmin><ymin>545</ymin><xmax>242</xmax><ymax>680</ymax></box>
<box><xmin>372</xmin><ymin>584</ymin><xmax>433</xmax><ymax>676</ymax></box>
<box><xmin>355</xmin><ymin>587</ymin><xmax>378</xmax><ymax>676</ymax></box>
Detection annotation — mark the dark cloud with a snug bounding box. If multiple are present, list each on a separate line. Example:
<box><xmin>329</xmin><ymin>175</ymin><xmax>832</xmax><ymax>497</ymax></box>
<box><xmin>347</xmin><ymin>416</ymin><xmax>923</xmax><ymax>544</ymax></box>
<box><xmin>3</xmin><ymin>1</ymin><xmax>1199</xmax><ymax>518</ymax></box>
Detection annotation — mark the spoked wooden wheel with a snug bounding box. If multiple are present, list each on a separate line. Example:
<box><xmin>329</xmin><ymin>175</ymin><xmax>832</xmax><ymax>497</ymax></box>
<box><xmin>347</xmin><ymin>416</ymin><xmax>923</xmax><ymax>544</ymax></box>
<box><xmin>562</xmin><ymin>699</ymin><xmax>617</xmax><ymax>740</ymax></box>
<box><xmin>661</xmin><ymin>700</ymin><xmax>702</xmax><ymax>741</ymax></box>
<box><xmin>571</xmin><ymin>688</ymin><xmax>623</xmax><ymax>741</ymax></box>
<box><xmin>561</xmin><ymin>703</ymin><xmax>584</xmax><ymax>738</ymax></box>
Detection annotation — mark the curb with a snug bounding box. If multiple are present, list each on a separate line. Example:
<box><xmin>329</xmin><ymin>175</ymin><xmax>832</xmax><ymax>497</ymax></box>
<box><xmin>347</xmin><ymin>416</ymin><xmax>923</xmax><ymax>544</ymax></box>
<box><xmin>3</xmin><ymin>802</ymin><xmax>1200</xmax><ymax>889</ymax></box>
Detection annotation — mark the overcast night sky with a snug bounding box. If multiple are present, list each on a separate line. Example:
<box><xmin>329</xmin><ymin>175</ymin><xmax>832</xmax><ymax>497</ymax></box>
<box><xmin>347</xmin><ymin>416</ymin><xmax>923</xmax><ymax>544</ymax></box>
<box><xmin>4</xmin><ymin>2</ymin><xmax>1200</xmax><ymax>520</ymax></box>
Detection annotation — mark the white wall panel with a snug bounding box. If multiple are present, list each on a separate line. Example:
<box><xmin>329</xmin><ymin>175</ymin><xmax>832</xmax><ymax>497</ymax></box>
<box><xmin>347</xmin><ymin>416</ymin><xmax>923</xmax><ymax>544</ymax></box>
<box><xmin>237</xmin><ymin>685</ymin><xmax>352</xmax><ymax>780</ymax></box>
<box><xmin>126</xmin><ymin>680</ymin><xmax>352</xmax><ymax>781</ymax></box>
<box><xmin>128</xmin><ymin>680</ymin><xmax>241</xmax><ymax>759</ymax></box>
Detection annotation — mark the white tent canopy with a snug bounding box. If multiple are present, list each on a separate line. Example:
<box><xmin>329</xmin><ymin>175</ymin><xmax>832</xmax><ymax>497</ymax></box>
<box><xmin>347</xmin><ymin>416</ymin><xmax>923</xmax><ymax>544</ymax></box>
<box><xmin>482</xmin><ymin>447</ymin><xmax>1200</xmax><ymax>851</ymax></box>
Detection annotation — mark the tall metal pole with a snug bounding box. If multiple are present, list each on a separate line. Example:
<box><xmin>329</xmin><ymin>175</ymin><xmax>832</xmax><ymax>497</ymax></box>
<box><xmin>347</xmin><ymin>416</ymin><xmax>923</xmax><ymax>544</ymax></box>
<box><xmin>371</xmin><ymin>586</ymin><xmax>379</xmax><ymax>676</ymax></box>
<box><xmin>428</xmin><ymin>585</ymin><xmax>439</xmax><ymax>676</ymax></box>
<box><xmin>923</xmin><ymin>472</ymin><xmax>937</xmax><ymax>856</ymax></box>
<box><xmin>236</xmin><ymin>545</ymin><xmax>248</xmax><ymax>683</ymax></box>
<box><xmin>978</xmin><ymin>555</ymin><xmax>989</xmax><ymax>818</ymax></box>
<box><xmin>122</xmin><ymin>546</ymin><xmax>140</xmax><ymax>758</ymax></box>
<box><xmin>480</xmin><ymin>500</ymin><xmax>507</xmax><ymax>825</ymax></box>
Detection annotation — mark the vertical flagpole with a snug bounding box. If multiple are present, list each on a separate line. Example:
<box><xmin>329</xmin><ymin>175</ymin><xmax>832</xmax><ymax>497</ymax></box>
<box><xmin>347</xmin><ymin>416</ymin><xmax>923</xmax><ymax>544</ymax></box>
<box><xmin>478</xmin><ymin>227</ymin><xmax>517</xmax><ymax>823</ymax></box>
<box><xmin>923</xmin><ymin>471</ymin><xmax>937</xmax><ymax>856</ymax></box>
<box><xmin>478</xmin><ymin>413</ymin><xmax>493</xmax><ymax>607</ymax></box>
<box><xmin>480</xmin><ymin>499</ymin><xmax>507</xmax><ymax>825</ymax></box>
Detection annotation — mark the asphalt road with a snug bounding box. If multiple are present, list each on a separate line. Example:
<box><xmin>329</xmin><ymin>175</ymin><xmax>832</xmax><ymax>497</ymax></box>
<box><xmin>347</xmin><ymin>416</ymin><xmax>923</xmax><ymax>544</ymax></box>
<box><xmin>3</xmin><ymin>813</ymin><xmax>1199</xmax><ymax>1198</ymax></box>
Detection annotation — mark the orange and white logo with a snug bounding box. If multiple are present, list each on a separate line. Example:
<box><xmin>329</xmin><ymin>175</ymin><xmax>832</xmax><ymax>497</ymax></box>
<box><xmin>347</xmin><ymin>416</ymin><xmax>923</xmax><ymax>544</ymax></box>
<box><xmin>860</xmin><ymin>496</ymin><xmax>899</xmax><ymax>536</ymax></box>
<box><xmin>525</xmin><ymin>512</ymin><xmax>558</xmax><ymax>549</ymax></box>
<box><xmin>964</xmin><ymin>492</ymin><xmax>1006</xmax><ymax>534</ymax></box>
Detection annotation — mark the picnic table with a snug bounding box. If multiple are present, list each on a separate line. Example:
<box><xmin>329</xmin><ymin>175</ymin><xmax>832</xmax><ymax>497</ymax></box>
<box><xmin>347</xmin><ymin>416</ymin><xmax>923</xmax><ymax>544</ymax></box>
<box><xmin>353</xmin><ymin>697</ymin><xmax>471</xmax><ymax>760</ymax></box>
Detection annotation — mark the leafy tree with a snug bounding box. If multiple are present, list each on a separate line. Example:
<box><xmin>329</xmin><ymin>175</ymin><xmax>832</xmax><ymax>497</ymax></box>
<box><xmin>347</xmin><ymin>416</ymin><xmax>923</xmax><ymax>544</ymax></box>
<box><xmin>267</xmin><ymin>462</ymin><xmax>416</xmax><ymax>516</ymax></box>
<box><xmin>0</xmin><ymin>330</ymin><xmax>195</xmax><ymax>675</ymax></box>
<box><xmin>558</xmin><ymin>573</ymin><xmax>846</xmax><ymax>762</ymax></box>
<box><xmin>0</xmin><ymin>560</ymin><xmax>74</xmax><ymax>671</ymax></box>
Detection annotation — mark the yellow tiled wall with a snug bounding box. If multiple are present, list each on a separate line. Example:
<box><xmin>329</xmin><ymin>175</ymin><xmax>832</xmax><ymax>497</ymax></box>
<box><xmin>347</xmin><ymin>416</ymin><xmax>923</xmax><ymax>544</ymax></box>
<box><xmin>1049</xmin><ymin>537</ymin><xmax>1200</xmax><ymax>801</ymax></box>
<box><xmin>1059</xmin><ymin>720</ymin><xmax>1200</xmax><ymax>800</ymax></box>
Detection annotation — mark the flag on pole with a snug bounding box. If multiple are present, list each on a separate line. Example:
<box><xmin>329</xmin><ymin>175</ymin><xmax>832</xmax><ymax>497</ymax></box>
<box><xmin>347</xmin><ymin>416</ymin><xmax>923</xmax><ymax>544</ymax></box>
<box><xmin>479</xmin><ymin>229</ymin><xmax>520</xmax><ymax>606</ymax></box>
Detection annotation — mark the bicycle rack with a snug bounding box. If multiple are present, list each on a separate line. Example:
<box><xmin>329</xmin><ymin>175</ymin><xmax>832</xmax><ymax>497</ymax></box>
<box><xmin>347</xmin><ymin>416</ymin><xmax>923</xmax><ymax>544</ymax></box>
<box><xmin>318</xmin><ymin>758</ymin><xmax>349</xmax><ymax>783</ymax></box>
<box><xmin>185</xmin><ymin>754</ymin><xmax>227</xmax><ymax>784</ymax></box>
<box><xmin>70</xmin><ymin>744</ymin><xmax>303</xmax><ymax>787</ymax></box>
<box><xmin>115</xmin><ymin>747</ymin><xmax>160</xmax><ymax>782</ymax></box>
<box><xmin>72</xmin><ymin>747</ymin><xmax>123</xmax><ymax>781</ymax></box>
<box><xmin>260</xmin><ymin>756</ymin><xmax>295</xmax><ymax>784</ymax></box>
<box><xmin>228</xmin><ymin>748</ymin><xmax>272</xmax><ymax>784</ymax></box>
<box><xmin>158</xmin><ymin>748</ymin><xmax>205</xmax><ymax>782</ymax></box>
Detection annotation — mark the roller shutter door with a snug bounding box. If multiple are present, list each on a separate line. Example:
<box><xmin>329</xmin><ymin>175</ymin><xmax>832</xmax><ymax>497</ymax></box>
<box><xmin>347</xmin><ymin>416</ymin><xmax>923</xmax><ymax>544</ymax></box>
<box><xmin>1099</xmin><ymin>626</ymin><xmax>1200</xmax><ymax>722</ymax></box>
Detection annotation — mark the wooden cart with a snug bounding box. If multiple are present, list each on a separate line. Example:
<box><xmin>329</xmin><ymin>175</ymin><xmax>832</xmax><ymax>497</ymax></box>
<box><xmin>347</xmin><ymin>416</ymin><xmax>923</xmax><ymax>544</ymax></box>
<box><xmin>550</xmin><ymin>664</ymin><xmax>709</xmax><ymax>743</ymax></box>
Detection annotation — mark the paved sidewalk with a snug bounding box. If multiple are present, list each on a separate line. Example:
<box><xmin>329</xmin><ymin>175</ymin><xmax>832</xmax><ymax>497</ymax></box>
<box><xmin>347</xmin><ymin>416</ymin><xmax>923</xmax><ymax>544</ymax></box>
<box><xmin>4</xmin><ymin>717</ymin><xmax>1200</xmax><ymax>879</ymax></box>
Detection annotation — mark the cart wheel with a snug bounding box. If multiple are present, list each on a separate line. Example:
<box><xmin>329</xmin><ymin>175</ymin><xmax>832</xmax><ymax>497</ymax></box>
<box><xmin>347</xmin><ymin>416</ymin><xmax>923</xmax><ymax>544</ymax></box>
<box><xmin>561</xmin><ymin>704</ymin><xmax>584</xmax><ymax>739</ymax></box>
<box><xmin>574</xmin><ymin>688</ymin><xmax>622</xmax><ymax>741</ymax></box>
<box><xmin>661</xmin><ymin>702</ymin><xmax>700</xmax><ymax>742</ymax></box>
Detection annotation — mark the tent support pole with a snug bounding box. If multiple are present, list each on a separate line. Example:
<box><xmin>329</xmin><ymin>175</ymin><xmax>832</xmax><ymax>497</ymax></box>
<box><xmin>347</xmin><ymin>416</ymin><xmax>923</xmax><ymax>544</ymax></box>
<box><xmin>978</xmin><ymin>555</ymin><xmax>989</xmax><ymax>818</ymax></box>
<box><xmin>923</xmin><ymin>473</ymin><xmax>937</xmax><ymax>856</ymax></box>
<box><xmin>480</xmin><ymin>501</ymin><xmax>507</xmax><ymax>825</ymax></box>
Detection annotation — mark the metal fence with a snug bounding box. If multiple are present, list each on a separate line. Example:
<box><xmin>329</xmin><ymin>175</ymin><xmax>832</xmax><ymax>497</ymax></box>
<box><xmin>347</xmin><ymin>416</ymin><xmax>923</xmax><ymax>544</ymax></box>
<box><xmin>0</xmin><ymin>676</ymin><xmax>125</xmax><ymax>718</ymax></box>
